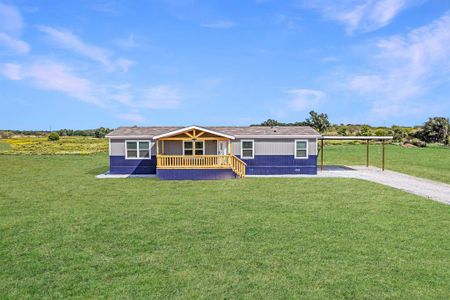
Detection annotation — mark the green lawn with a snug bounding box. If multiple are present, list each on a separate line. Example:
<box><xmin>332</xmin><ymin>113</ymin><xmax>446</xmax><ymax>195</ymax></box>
<box><xmin>1</xmin><ymin>154</ymin><xmax>449</xmax><ymax>299</ymax></box>
<box><xmin>322</xmin><ymin>143</ymin><xmax>450</xmax><ymax>184</ymax></box>
<box><xmin>0</xmin><ymin>141</ymin><xmax>11</xmax><ymax>152</ymax></box>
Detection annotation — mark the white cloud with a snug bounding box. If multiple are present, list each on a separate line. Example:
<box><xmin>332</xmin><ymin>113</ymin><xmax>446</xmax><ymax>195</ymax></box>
<box><xmin>287</xmin><ymin>89</ymin><xmax>326</xmax><ymax>111</ymax></box>
<box><xmin>37</xmin><ymin>25</ymin><xmax>134</xmax><ymax>71</ymax></box>
<box><xmin>115</xmin><ymin>58</ymin><xmax>135</xmax><ymax>72</ymax></box>
<box><xmin>306</xmin><ymin>0</ymin><xmax>412</xmax><ymax>34</ymax></box>
<box><xmin>109</xmin><ymin>84</ymin><xmax>181</xmax><ymax>110</ymax></box>
<box><xmin>114</xmin><ymin>34</ymin><xmax>138</xmax><ymax>49</ymax></box>
<box><xmin>0</xmin><ymin>3</ymin><xmax>24</xmax><ymax>35</ymax></box>
<box><xmin>1</xmin><ymin>61</ymin><xmax>104</xmax><ymax>107</ymax></box>
<box><xmin>274</xmin><ymin>13</ymin><xmax>302</xmax><ymax>30</ymax></box>
<box><xmin>2</xmin><ymin>63</ymin><xmax>23</xmax><ymax>79</ymax></box>
<box><xmin>111</xmin><ymin>93</ymin><xmax>134</xmax><ymax>106</ymax></box>
<box><xmin>201</xmin><ymin>20</ymin><xmax>236</xmax><ymax>29</ymax></box>
<box><xmin>0</xmin><ymin>3</ymin><xmax>30</xmax><ymax>54</ymax></box>
<box><xmin>91</xmin><ymin>1</ymin><xmax>118</xmax><ymax>14</ymax></box>
<box><xmin>321</xmin><ymin>56</ymin><xmax>339</xmax><ymax>63</ymax></box>
<box><xmin>0</xmin><ymin>32</ymin><xmax>30</xmax><ymax>54</ymax></box>
<box><xmin>1</xmin><ymin>60</ymin><xmax>182</xmax><ymax>117</ymax></box>
<box><xmin>142</xmin><ymin>85</ymin><xmax>180</xmax><ymax>109</ymax></box>
<box><xmin>346</xmin><ymin>11</ymin><xmax>450</xmax><ymax>117</ymax></box>
<box><xmin>117</xmin><ymin>113</ymin><xmax>146</xmax><ymax>123</ymax></box>
<box><xmin>348</xmin><ymin>75</ymin><xmax>384</xmax><ymax>93</ymax></box>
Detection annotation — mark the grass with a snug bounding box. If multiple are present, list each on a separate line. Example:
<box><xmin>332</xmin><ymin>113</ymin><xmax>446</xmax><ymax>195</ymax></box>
<box><xmin>1</xmin><ymin>137</ymin><xmax>448</xmax><ymax>183</ymax></box>
<box><xmin>1</xmin><ymin>154</ymin><xmax>449</xmax><ymax>299</ymax></box>
<box><xmin>322</xmin><ymin>143</ymin><xmax>450</xmax><ymax>184</ymax></box>
<box><xmin>0</xmin><ymin>136</ymin><xmax>108</xmax><ymax>155</ymax></box>
<box><xmin>0</xmin><ymin>141</ymin><xmax>11</xmax><ymax>152</ymax></box>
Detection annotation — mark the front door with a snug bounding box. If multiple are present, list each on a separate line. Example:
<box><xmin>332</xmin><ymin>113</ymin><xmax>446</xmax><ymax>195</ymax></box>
<box><xmin>217</xmin><ymin>141</ymin><xmax>229</xmax><ymax>155</ymax></box>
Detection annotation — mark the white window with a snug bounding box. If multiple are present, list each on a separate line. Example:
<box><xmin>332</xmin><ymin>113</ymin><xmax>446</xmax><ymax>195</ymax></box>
<box><xmin>183</xmin><ymin>141</ymin><xmax>204</xmax><ymax>155</ymax></box>
<box><xmin>126</xmin><ymin>141</ymin><xmax>151</xmax><ymax>159</ymax></box>
<box><xmin>295</xmin><ymin>140</ymin><xmax>308</xmax><ymax>159</ymax></box>
<box><xmin>241</xmin><ymin>140</ymin><xmax>254</xmax><ymax>159</ymax></box>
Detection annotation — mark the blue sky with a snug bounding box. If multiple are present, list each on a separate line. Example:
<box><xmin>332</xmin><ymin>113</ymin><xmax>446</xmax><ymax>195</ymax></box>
<box><xmin>1</xmin><ymin>0</ymin><xmax>449</xmax><ymax>129</ymax></box>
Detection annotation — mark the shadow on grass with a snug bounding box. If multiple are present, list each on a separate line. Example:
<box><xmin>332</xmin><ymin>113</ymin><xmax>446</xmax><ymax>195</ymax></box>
<box><xmin>87</xmin><ymin>165</ymin><xmax>109</xmax><ymax>175</ymax></box>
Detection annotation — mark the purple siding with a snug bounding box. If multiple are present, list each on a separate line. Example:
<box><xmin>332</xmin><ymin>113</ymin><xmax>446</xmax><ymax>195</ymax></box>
<box><xmin>109</xmin><ymin>154</ymin><xmax>317</xmax><ymax>177</ymax></box>
<box><xmin>109</xmin><ymin>156</ymin><xmax>157</xmax><ymax>174</ymax></box>
<box><xmin>157</xmin><ymin>169</ymin><xmax>237</xmax><ymax>180</ymax></box>
<box><xmin>237</xmin><ymin>155</ymin><xmax>317</xmax><ymax>175</ymax></box>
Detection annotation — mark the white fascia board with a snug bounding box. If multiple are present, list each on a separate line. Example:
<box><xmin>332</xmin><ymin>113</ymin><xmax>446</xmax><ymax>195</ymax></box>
<box><xmin>320</xmin><ymin>136</ymin><xmax>393</xmax><ymax>140</ymax></box>
<box><xmin>234</xmin><ymin>135</ymin><xmax>321</xmax><ymax>139</ymax></box>
<box><xmin>152</xmin><ymin>125</ymin><xmax>235</xmax><ymax>140</ymax></box>
<box><xmin>107</xmin><ymin>135</ymin><xmax>152</xmax><ymax>139</ymax></box>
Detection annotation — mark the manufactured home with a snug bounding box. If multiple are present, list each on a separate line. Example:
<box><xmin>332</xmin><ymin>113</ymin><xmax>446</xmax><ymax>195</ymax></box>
<box><xmin>106</xmin><ymin>125</ymin><xmax>321</xmax><ymax>180</ymax></box>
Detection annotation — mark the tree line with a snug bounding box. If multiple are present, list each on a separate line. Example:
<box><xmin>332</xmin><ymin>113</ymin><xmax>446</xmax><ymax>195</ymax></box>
<box><xmin>0</xmin><ymin>127</ymin><xmax>113</xmax><ymax>139</ymax></box>
<box><xmin>2</xmin><ymin>113</ymin><xmax>449</xmax><ymax>146</ymax></box>
<box><xmin>253</xmin><ymin>111</ymin><xmax>449</xmax><ymax>146</ymax></box>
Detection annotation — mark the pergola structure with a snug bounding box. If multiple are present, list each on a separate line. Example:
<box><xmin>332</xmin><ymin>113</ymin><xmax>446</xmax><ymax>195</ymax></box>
<box><xmin>318</xmin><ymin>136</ymin><xmax>393</xmax><ymax>171</ymax></box>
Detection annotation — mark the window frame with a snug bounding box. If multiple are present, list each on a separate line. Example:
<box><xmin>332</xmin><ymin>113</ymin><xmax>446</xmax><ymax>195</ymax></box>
<box><xmin>183</xmin><ymin>140</ymin><xmax>204</xmax><ymax>156</ymax></box>
<box><xmin>241</xmin><ymin>139</ymin><xmax>255</xmax><ymax>159</ymax></box>
<box><xmin>294</xmin><ymin>139</ymin><xmax>309</xmax><ymax>159</ymax></box>
<box><xmin>125</xmin><ymin>140</ymin><xmax>152</xmax><ymax>160</ymax></box>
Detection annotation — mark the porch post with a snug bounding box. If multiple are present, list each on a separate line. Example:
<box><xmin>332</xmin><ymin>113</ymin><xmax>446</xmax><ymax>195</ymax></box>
<box><xmin>229</xmin><ymin>140</ymin><xmax>232</xmax><ymax>155</ymax></box>
<box><xmin>193</xmin><ymin>140</ymin><xmax>196</xmax><ymax>156</ymax></box>
<box><xmin>156</xmin><ymin>140</ymin><xmax>159</xmax><ymax>156</ymax></box>
<box><xmin>366</xmin><ymin>139</ymin><xmax>369</xmax><ymax>167</ymax></box>
<box><xmin>162</xmin><ymin>140</ymin><xmax>165</xmax><ymax>155</ymax></box>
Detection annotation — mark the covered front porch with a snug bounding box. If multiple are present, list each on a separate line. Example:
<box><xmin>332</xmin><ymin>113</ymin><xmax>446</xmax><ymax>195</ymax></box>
<box><xmin>153</xmin><ymin>126</ymin><xmax>246</xmax><ymax>179</ymax></box>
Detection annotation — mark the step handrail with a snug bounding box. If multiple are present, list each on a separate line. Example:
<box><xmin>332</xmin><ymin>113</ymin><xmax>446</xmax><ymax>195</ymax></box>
<box><xmin>230</xmin><ymin>155</ymin><xmax>246</xmax><ymax>178</ymax></box>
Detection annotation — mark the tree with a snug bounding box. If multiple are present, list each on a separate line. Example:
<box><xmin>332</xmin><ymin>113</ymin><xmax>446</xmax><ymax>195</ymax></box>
<box><xmin>48</xmin><ymin>132</ymin><xmax>60</xmax><ymax>141</ymax></box>
<box><xmin>391</xmin><ymin>126</ymin><xmax>408</xmax><ymax>142</ymax></box>
<box><xmin>259</xmin><ymin>119</ymin><xmax>282</xmax><ymax>126</ymax></box>
<box><xmin>417</xmin><ymin>117</ymin><xmax>449</xmax><ymax>144</ymax></box>
<box><xmin>94</xmin><ymin>127</ymin><xmax>109</xmax><ymax>138</ymax></box>
<box><xmin>337</xmin><ymin>126</ymin><xmax>347</xmax><ymax>136</ymax></box>
<box><xmin>304</xmin><ymin>111</ymin><xmax>330</xmax><ymax>133</ymax></box>
<box><xmin>374</xmin><ymin>128</ymin><xmax>388</xmax><ymax>136</ymax></box>
<box><xmin>358</xmin><ymin>125</ymin><xmax>372</xmax><ymax>136</ymax></box>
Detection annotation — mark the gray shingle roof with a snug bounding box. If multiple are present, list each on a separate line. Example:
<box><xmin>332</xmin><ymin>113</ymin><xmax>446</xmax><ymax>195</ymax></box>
<box><xmin>106</xmin><ymin>125</ymin><xmax>321</xmax><ymax>138</ymax></box>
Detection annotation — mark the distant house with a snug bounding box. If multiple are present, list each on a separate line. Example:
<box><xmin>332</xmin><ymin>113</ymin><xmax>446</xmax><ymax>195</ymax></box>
<box><xmin>106</xmin><ymin>125</ymin><xmax>321</xmax><ymax>180</ymax></box>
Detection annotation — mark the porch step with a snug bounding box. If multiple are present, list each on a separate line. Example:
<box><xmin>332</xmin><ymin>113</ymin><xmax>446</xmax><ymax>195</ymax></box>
<box><xmin>230</xmin><ymin>155</ymin><xmax>246</xmax><ymax>178</ymax></box>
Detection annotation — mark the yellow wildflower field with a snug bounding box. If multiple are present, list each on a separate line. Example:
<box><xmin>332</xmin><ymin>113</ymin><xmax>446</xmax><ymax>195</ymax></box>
<box><xmin>0</xmin><ymin>136</ymin><xmax>108</xmax><ymax>155</ymax></box>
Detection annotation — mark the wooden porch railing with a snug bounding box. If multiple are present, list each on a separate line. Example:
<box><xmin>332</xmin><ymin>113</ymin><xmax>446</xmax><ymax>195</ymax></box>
<box><xmin>156</xmin><ymin>155</ymin><xmax>246</xmax><ymax>178</ymax></box>
<box><xmin>230</xmin><ymin>155</ymin><xmax>246</xmax><ymax>178</ymax></box>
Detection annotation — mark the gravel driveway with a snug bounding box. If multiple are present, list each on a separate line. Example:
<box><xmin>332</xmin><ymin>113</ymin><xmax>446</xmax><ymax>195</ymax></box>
<box><xmin>249</xmin><ymin>166</ymin><xmax>450</xmax><ymax>205</ymax></box>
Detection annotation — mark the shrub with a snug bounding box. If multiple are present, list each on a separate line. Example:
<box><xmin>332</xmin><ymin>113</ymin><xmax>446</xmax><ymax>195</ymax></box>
<box><xmin>408</xmin><ymin>138</ymin><xmax>427</xmax><ymax>147</ymax></box>
<box><xmin>337</xmin><ymin>127</ymin><xmax>347</xmax><ymax>136</ymax></box>
<box><xmin>416</xmin><ymin>117</ymin><xmax>449</xmax><ymax>144</ymax></box>
<box><xmin>392</xmin><ymin>126</ymin><xmax>408</xmax><ymax>142</ymax></box>
<box><xmin>94</xmin><ymin>127</ymin><xmax>109</xmax><ymax>138</ymax></box>
<box><xmin>358</xmin><ymin>125</ymin><xmax>372</xmax><ymax>136</ymax></box>
<box><xmin>48</xmin><ymin>132</ymin><xmax>60</xmax><ymax>141</ymax></box>
<box><xmin>374</xmin><ymin>128</ymin><xmax>388</xmax><ymax>136</ymax></box>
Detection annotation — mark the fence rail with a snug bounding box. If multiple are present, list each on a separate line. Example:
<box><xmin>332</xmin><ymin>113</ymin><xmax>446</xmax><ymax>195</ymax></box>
<box><xmin>157</xmin><ymin>154</ymin><xmax>246</xmax><ymax>177</ymax></box>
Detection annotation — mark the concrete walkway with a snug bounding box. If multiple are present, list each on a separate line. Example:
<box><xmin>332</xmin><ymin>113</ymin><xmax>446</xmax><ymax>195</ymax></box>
<box><xmin>96</xmin><ymin>172</ymin><xmax>156</xmax><ymax>179</ymax></box>
<box><xmin>249</xmin><ymin>166</ymin><xmax>450</xmax><ymax>205</ymax></box>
